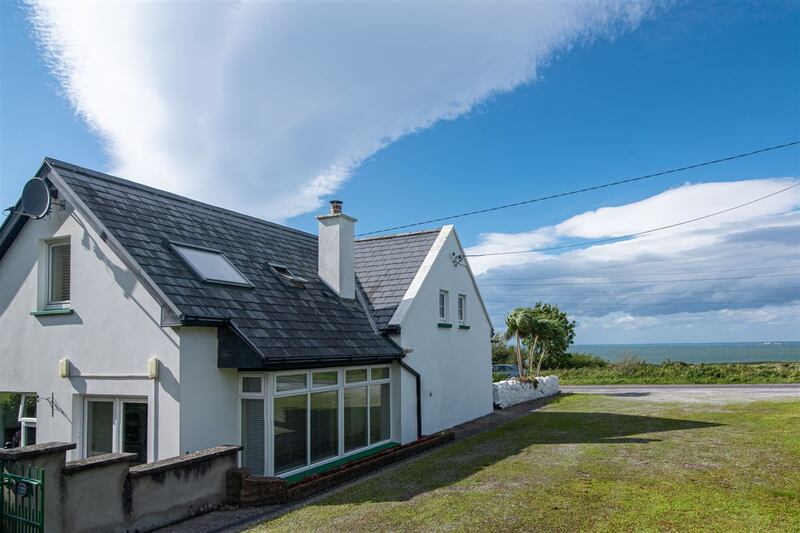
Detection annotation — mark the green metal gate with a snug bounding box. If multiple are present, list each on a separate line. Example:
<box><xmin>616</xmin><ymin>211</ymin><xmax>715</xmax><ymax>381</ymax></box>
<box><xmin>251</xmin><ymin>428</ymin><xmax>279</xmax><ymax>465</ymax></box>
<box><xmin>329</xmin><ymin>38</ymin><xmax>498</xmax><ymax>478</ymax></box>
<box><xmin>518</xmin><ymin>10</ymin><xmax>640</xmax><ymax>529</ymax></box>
<box><xmin>0</xmin><ymin>461</ymin><xmax>45</xmax><ymax>532</ymax></box>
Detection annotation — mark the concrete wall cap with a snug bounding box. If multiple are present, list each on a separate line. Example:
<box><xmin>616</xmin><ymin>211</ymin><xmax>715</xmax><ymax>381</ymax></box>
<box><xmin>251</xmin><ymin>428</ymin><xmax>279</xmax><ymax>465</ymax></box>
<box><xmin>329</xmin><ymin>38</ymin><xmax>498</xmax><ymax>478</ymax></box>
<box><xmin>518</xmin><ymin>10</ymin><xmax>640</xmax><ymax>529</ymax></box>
<box><xmin>0</xmin><ymin>442</ymin><xmax>76</xmax><ymax>461</ymax></box>
<box><xmin>129</xmin><ymin>445</ymin><xmax>242</xmax><ymax>478</ymax></box>
<box><xmin>63</xmin><ymin>452</ymin><xmax>138</xmax><ymax>474</ymax></box>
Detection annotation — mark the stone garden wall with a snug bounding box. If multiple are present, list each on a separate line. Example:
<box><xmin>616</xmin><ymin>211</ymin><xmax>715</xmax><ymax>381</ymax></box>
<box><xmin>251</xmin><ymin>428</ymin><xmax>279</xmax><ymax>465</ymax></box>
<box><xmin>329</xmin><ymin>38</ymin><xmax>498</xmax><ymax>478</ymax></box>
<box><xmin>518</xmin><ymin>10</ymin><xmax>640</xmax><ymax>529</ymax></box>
<box><xmin>492</xmin><ymin>376</ymin><xmax>560</xmax><ymax>408</ymax></box>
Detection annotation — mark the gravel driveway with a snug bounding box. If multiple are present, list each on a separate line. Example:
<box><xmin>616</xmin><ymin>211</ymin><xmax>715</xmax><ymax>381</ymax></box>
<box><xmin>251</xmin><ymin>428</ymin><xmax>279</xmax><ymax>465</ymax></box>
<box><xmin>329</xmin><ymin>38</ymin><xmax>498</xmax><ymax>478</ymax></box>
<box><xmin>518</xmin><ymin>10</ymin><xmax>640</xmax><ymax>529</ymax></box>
<box><xmin>561</xmin><ymin>383</ymin><xmax>800</xmax><ymax>404</ymax></box>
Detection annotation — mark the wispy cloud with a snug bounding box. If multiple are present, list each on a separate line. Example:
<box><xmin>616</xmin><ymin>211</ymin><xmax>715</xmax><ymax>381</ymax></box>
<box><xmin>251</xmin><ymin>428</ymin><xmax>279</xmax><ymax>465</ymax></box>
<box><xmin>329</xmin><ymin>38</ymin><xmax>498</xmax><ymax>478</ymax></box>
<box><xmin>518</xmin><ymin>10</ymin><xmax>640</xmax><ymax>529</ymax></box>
<box><xmin>27</xmin><ymin>0</ymin><xmax>653</xmax><ymax>220</ymax></box>
<box><xmin>467</xmin><ymin>178</ymin><xmax>800</xmax><ymax>342</ymax></box>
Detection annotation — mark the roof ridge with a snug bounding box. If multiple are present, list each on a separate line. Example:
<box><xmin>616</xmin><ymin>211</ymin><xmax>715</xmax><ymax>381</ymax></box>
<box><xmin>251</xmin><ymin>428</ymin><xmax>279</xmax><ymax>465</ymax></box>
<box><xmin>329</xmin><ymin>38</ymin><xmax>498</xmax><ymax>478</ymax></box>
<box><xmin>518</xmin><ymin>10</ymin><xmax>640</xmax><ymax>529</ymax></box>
<box><xmin>355</xmin><ymin>228</ymin><xmax>442</xmax><ymax>242</ymax></box>
<box><xmin>44</xmin><ymin>157</ymin><xmax>317</xmax><ymax>240</ymax></box>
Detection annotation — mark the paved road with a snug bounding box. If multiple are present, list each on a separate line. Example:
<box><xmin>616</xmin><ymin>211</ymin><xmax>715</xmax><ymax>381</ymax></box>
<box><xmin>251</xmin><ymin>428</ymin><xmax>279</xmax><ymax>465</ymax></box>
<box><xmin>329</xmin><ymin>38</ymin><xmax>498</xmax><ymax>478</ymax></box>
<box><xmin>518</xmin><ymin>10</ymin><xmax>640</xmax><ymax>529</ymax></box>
<box><xmin>562</xmin><ymin>383</ymin><xmax>800</xmax><ymax>403</ymax></box>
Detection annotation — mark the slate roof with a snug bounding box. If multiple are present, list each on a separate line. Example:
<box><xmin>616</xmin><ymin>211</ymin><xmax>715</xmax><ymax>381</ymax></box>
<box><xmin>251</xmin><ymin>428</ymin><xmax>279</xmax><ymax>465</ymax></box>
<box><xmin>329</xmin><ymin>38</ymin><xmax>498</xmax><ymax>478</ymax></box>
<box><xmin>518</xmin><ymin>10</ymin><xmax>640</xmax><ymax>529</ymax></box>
<box><xmin>354</xmin><ymin>229</ymin><xmax>441</xmax><ymax>330</ymax></box>
<box><xmin>37</xmin><ymin>159</ymin><xmax>404</xmax><ymax>368</ymax></box>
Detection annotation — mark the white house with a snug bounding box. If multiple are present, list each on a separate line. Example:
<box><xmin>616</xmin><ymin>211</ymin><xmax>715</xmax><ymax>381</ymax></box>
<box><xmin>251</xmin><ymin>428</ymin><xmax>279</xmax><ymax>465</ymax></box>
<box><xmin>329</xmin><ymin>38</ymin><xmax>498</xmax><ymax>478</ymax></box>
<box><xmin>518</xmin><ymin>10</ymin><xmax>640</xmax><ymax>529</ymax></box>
<box><xmin>0</xmin><ymin>158</ymin><xmax>492</xmax><ymax>480</ymax></box>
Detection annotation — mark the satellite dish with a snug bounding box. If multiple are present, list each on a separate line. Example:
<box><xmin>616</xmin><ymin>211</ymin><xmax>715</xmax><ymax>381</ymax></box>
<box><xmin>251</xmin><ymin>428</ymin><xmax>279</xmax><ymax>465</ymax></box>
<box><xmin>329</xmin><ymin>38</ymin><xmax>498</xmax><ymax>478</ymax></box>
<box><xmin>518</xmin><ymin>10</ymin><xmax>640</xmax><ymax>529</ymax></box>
<box><xmin>20</xmin><ymin>178</ymin><xmax>52</xmax><ymax>219</ymax></box>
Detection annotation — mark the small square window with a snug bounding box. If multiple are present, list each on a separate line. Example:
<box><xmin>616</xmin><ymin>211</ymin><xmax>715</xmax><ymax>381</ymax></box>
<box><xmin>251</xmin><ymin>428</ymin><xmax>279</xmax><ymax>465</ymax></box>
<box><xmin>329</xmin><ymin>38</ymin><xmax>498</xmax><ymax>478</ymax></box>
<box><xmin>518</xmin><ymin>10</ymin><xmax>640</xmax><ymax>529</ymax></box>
<box><xmin>345</xmin><ymin>369</ymin><xmax>367</xmax><ymax>383</ymax></box>
<box><xmin>276</xmin><ymin>373</ymin><xmax>307</xmax><ymax>392</ymax></box>
<box><xmin>241</xmin><ymin>376</ymin><xmax>263</xmax><ymax>394</ymax></box>
<box><xmin>312</xmin><ymin>371</ymin><xmax>338</xmax><ymax>387</ymax></box>
<box><xmin>371</xmin><ymin>367</ymin><xmax>390</xmax><ymax>381</ymax></box>
<box><xmin>48</xmin><ymin>242</ymin><xmax>70</xmax><ymax>305</ymax></box>
<box><xmin>438</xmin><ymin>290</ymin><xmax>449</xmax><ymax>322</ymax></box>
<box><xmin>458</xmin><ymin>294</ymin><xmax>466</xmax><ymax>324</ymax></box>
<box><xmin>171</xmin><ymin>242</ymin><xmax>251</xmax><ymax>287</ymax></box>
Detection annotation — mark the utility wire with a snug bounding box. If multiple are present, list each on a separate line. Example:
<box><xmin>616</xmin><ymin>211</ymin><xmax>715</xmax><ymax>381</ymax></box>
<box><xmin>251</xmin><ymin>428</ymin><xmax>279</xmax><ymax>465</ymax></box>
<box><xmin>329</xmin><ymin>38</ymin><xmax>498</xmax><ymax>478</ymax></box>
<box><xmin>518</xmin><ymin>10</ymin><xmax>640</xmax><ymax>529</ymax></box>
<box><xmin>482</xmin><ymin>299</ymin><xmax>799</xmax><ymax>306</ymax></box>
<box><xmin>467</xmin><ymin>183</ymin><xmax>800</xmax><ymax>258</ymax></box>
<box><xmin>481</xmin><ymin>273</ymin><xmax>800</xmax><ymax>287</ymax></box>
<box><xmin>481</xmin><ymin>285</ymin><xmax>800</xmax><ymax>298</ymax></box>
<box><xmin>484</xmin><ymin>264</ymin><xmax>800</xmax><ymax>281</ymax></box>
<box><xmin>357</xmin><ymin>140</ymin><xmax>800</xmax><ymax>236</ymax></box>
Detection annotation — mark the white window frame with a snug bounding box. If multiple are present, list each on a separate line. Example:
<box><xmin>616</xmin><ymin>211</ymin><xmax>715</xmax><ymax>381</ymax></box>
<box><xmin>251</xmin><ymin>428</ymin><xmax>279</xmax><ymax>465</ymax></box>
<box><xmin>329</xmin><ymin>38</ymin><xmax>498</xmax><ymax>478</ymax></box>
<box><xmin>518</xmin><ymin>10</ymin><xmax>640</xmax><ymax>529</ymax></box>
<box><xmin>82</xmin><ymin>396</ymin><xmax>148</xmax><ymax>459</ymax></box>
<box><xmin>47</xmin><ymin>240</ymin><xmax>71</xmax><ymax>308</ymax></box>
<box><xmin>438</xmin><ymin>290</ymin><xmax>449</xmax><ymax>322</ymax></box>
<box><xmin>18</xmin><ymin>394</ymin><xmax>37</xmax><ymax>447</ymax></box>
<box><xmin>268</xmin><ymin>365</ymin><xmax>392</xmax><ymax>479</ymax></box>
<box><xmin>458</xmin><ymin>294</ymin><xmax>467</xmax><ymax>324</ymax></box>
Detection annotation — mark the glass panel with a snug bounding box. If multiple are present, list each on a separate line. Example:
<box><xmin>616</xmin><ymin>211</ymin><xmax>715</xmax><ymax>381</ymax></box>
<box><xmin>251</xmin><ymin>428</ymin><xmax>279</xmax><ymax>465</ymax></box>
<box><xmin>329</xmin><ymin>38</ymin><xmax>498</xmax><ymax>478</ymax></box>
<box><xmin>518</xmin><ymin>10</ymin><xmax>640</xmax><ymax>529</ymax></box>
<box><xmin>274</xmin><ymin>394</ymin><xmax>307</xmax><ymax>474</ymax></box>
<box><xmin>22</xmin><ymin>424</ymin><xmax>36</xmax><ymax>446</ymax></box>
<box><xmin>312</xmin><ymin>371</ymin><xmax>338</xmax><ymax>387</ymax></box>
<box><xmin>241</xmin><ymin>399</ymin><xmax>265</xmax><ymax>475</ymax></box>
<box><xmin>310</xmin><ymin>391</ymin><xmax>338</xmax><ymax>463</ymax></box>
<box><xmin>87</xmin><ymin>401</ymin><xmax>113</xmax><ymax>457</ymax></box>
<box><xmin>345</xmin><ymin>369</ymin><xmax>367</xmax><ymax>383</ymax></box>
<box><xmin>344</xmin><ymin>386</ymin><xmax>367</xmax><ymax>452</ymax></box>
<box><xmin>49</xmin><ymin>243</ymin><xmax>70</xmax><ymax>303</ymax></box>
<box><xmin>173</xmin><ymin>245</ymin><xmax>249</xmax><ymax>285</ymax></box>
<box><xmin>1</xmin><ymin>394</ymin><xmax>23</xmax><ymax>447</ymax></box>
<box><xmin>276</xmin><ymin>373</ymin><xmax>307</xmax><ymax>392</ymax></box>
<box><xmin>20</xmin><ymin>395</ymin><xmax>37</xmax><ymax>419</ymax></box>
<box><xmin>122</xmin><ymin>402</ymin><xmax>148</xmax><ymax>463</ymax></box>
<box><xmin>241</xmin><ymin>376</ymin><xmax>262</xmax><ymax>394</ymax></box>
<box><xmin>369</xmin><ymin>384</ymin><xmax>391</xmax><ymax>443</ymax></box>
<box><xmin>458</xmin><ymin>295</ymin><xmax>465</xmax><ymax>322</ymax></box>
<box><xmin>370</xmin><ymin>367</ymin><xmax>389</xmax><ymax>381</ymax></box>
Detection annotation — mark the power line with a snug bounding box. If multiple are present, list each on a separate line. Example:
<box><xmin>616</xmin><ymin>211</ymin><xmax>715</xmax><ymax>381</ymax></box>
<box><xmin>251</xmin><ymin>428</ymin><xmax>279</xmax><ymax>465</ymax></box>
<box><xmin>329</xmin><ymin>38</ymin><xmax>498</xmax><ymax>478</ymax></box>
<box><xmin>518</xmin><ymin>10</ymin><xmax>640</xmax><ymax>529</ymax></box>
<box><xmin>482</xmin><ymin>299</ymin><xmax>799</xmax><ymax>306</ymax></box>
<box><xmin>482</xmin><ymin>264</ymin><xmax>800</xmax><ymax>281</ymax></box>
<box><xmin>480</xmin><ymin>285</ymin><xmax>800</xmax><ymax>298</ymax></box>
<box><xmin>480</xmin><ymin>273</ymin><xmax>800</xmax><ymax>287</ymax></box>
<box><xmin>467</xmin><ymin>183</ymin><xmax>800</xmax><ymax>258</ymax></box>
<box><xmin>357</xmin><ymin>140</ymin><xmax>800</xmax><ymax>236</ymax></box>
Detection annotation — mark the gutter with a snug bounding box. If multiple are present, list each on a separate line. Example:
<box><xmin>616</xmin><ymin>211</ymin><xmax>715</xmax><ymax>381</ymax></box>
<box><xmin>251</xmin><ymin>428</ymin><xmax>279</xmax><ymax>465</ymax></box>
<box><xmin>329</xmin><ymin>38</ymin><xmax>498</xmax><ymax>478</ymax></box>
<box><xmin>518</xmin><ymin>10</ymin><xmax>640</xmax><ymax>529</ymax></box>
<box><xmin>399</xmin><ymin>360</ymin><xmax>422</xmax><ymax>440</ymax></box>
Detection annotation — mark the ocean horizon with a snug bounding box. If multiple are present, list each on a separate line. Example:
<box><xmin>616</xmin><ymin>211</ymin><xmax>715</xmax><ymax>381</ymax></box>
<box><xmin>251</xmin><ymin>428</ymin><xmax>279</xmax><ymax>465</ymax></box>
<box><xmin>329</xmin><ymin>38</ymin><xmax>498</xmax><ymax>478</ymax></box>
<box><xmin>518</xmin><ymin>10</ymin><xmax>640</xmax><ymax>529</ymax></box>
<box><xmin>572</xmin><ymin>342</ymin><xmax>800</xmax><ymax>364</ymax></box>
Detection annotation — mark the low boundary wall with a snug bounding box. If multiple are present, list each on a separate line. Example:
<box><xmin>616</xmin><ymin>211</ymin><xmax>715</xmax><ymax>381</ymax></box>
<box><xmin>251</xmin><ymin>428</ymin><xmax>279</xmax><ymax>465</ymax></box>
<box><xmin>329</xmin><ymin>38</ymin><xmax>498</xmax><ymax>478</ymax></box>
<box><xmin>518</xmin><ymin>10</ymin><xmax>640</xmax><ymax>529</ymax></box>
<box><xmin>0</xmin><ymin>442</ymin><xmax>240</xmax><ymax>532</ymax></box>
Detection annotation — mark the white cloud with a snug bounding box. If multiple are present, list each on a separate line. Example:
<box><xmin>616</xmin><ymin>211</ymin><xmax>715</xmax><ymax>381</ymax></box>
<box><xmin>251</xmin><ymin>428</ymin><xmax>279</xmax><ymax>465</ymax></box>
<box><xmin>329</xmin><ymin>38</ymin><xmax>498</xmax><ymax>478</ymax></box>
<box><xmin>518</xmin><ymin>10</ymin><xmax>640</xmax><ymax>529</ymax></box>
<box><xmin>470</xmin><ymin>178</ymin><xmax>800</xmax><ymax>341</ymax></box>
<box><xmin>27</xmin><ymin>0</ymin><xmax>653</xmax><ymax>220</ymax></box>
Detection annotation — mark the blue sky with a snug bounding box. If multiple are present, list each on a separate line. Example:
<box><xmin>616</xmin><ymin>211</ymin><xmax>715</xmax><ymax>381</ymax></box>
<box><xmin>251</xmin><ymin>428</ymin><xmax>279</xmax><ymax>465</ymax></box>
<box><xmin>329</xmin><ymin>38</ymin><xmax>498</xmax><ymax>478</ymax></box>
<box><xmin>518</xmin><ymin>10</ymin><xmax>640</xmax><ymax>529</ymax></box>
<box><xmin>2</xmin><ymin>1</ymin><xmax>799</xmax><ymax>343</ymax></box>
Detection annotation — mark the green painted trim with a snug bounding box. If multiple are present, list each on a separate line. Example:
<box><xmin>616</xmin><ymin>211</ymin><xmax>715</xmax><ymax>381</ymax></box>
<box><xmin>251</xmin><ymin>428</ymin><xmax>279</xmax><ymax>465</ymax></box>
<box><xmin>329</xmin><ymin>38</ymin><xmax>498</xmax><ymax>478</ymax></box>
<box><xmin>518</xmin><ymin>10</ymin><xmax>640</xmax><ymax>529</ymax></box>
<box><xmin>437</xmin><ymin>323</ymin><xmax>453</xmax><ymax>328</ymax></box>
<box><xmin>284</xmin><ymin>441</ymin><xmax>400</xmax><ymax>483</ymax></box>
<box><xmin>458</xmin><ymin>324</ymin><xmax>471</xmax><ymax>330</ymax></box>
<box><xmin>31</xmin><ymin>308</ymin><xmax>74</xmax><ymax>317</ymax></box>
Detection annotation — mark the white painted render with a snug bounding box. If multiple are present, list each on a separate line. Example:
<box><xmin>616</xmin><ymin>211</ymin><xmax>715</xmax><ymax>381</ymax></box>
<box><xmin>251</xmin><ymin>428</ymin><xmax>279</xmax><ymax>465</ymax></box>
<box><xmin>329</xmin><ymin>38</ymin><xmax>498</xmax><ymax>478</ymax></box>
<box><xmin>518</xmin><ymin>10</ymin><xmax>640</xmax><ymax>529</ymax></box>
<box><xmin>0</xmin><ymin>206</ymin><xmax>181</xmax><ymax>461</ymax></box>
<box><xmin>317</xmin><ymin>212</ymin><xmax>356</xmax><ymax>299</ymax></box>
<box><xmin>393</xmin><ymin>226</ymin><xmax>493</xmax><ymax>443</ymax></box>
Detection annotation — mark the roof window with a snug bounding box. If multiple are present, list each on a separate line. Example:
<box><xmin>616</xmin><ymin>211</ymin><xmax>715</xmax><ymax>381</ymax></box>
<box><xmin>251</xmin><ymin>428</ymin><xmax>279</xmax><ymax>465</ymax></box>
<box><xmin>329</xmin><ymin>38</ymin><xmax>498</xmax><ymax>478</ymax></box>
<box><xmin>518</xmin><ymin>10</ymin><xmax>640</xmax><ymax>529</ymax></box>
<box><xmin>170</xmin><ymin>242</ymin><xmax>252</xmax><ymax>287</ymax></box>
<box><xmin>268</xmin><ymin>263</ymin><xmax>308</xmax><ymax>288</ymax></box>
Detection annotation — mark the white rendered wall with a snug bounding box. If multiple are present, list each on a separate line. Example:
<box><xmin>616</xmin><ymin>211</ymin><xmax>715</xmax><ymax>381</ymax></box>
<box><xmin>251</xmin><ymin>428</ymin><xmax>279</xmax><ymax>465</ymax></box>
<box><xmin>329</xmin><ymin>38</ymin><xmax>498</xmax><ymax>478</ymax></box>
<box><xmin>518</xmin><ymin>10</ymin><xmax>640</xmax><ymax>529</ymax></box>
<box><xmin>394</xmin><ymin>227</ymin><xmax>493</xmax><ymax>443</ymax></box>
<box><xmin>0</xmin><ymin>206</ymin><xmax>181</xmax><ymax>460</ymax></box>
<box><xmin>178</xmin><ymin>327</ymin><xmax>239</xmax><ymax>453</ymax></box>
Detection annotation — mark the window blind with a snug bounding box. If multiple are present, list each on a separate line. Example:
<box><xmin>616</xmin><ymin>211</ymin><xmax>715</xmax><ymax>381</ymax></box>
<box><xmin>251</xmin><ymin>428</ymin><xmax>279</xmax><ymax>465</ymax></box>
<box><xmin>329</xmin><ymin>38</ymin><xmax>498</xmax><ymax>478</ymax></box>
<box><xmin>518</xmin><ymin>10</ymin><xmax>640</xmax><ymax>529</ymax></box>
<box><xmin>241</xmin><ymin>399</ymin><xmax>265</xmax><ymax>475</ymax></box>
<box><xmin>49</xmin><ymin>243</ymin><xmax>70</xmax><ymax>303</ymax></box>
<box><xmin>274</xmin><ymin>394</ymin><xmax>307</xmax><ymax>474</ymax></box>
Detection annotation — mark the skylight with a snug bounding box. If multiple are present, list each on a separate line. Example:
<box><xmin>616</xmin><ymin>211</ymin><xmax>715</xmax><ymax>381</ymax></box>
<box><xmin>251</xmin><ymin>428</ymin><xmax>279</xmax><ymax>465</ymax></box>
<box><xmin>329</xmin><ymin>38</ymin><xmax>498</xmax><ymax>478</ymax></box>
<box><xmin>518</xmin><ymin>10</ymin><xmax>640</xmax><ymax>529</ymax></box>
<box><xmin>171</xmin><ymin>242</ymin><xmax>251</xmax><ymax>287</ymax></box>
<box><xmin>268</xmin><ymin>263</ymin><xmax>308</xmax><ymax>288</ymax></box>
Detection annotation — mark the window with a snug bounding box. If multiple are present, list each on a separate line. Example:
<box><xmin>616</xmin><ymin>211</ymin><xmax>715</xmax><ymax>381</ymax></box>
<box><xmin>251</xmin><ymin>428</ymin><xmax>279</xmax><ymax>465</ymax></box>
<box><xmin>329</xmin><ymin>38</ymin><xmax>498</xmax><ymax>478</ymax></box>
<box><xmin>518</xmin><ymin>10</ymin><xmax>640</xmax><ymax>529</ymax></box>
<box><xmin>18</xmin><ymin>394</ymin><xmax>37</xmax><ymax>447</ymax></box>
<box><xmin>269</xmin><ymin>365</ymin><xmax>392</xmax><ymax>477</ymax></box>
<box><xmin>438</xmin><ymin>290</ymin><xmax>449</xmax><ymax>322</ymax></box>
<box><xmin>268</xmin><ymin>263</ymin><xmax>309</xmax><ymax>288</ymax></box>
<box><xmin>84</xmin><ymin>397</ymin><xmax>148</xmax><ymax>463</ymax></box>
<box><xmin>239</xmin><ymin>375</ymin><xmax>265</xmax><ymax>475</ymax></box>
<box><xmin>171</xmin><ymin>242</ymin><xmax>251</xmax><ymax>287</ymax></box>
<box><xmin>48</xmin><ymin>241</ymin><xmax>70</xmax><ymax>306</ymax></box>
<box><xmin>458</xmin><ymin>294</ymin><xmax>467</xmax><ymax>324</ymax></box>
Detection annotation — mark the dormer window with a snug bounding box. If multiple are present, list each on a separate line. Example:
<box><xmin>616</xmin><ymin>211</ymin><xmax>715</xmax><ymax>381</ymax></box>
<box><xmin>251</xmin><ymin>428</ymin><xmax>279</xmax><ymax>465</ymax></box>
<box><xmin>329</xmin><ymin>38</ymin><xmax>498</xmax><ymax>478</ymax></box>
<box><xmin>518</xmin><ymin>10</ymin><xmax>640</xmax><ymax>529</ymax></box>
<box><xmin>170</xmin><ymin>242</ymin><xmax>252</xmax><ymax>287</ymax></box>
<box><xmin>268</xmin><ymin>263</ymin><xmax>308</xmax><ymax>288</ymax></box>
<box><xmin>48</xmin><ymin>240</ymin><xmax>71</xmax><ymax>307</ymax></box>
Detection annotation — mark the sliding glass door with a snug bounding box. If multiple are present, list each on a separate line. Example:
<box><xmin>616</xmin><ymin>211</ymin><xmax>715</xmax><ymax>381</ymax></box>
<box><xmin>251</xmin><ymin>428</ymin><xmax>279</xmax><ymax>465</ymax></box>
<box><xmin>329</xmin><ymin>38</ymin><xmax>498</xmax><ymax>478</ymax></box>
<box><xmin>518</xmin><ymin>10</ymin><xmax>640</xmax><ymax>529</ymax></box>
<box><xmin>84</xmin><ymin>397</ymin><xmax>148</xmax><ymax>463</ymax></box>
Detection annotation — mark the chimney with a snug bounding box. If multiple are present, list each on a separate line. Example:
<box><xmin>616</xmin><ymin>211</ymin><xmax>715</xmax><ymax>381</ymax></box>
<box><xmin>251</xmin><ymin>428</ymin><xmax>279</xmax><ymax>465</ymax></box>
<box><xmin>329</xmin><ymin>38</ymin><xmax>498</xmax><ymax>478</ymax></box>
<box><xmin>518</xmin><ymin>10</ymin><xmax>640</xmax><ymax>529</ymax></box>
<box><xmin>317</xmin><ymin>200</ymin><xmax>356</xmax><ymax>299</ymax></box>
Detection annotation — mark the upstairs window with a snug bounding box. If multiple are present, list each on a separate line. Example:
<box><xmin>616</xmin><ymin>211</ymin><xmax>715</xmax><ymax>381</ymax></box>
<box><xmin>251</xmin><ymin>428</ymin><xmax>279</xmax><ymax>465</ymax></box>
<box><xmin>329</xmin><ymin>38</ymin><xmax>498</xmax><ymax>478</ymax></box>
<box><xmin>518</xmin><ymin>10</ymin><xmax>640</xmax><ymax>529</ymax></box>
<box><xmin>171</xmin><ymin>242</ymin><xmax>252</xmax><ymax>287</ymax></box>
<box><xmin>48</xmin><ymin>241</ymin><xmax>71</xmax><ymax>306</ymax></box>
<box><xmin>438</xmin><ymin>290</ymin><xmax>449</xmax><ymax>322</ymax></box>
<box><xmin>458</xmin><ymin>294</ymin><xmax>467</xmax><ymax>324</ymax></box>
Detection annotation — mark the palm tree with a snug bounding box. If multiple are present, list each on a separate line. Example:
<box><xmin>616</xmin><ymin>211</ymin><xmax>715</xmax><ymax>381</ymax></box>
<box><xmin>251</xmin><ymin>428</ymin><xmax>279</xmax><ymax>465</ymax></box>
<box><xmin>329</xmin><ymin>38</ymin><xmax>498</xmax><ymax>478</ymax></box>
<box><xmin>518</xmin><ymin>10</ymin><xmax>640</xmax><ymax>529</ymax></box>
<box><xmin>504</xmin><ymin>308</ymin><xmax>529</xmax><ymax>378</ymax></box>
<box><xmin>534</xmin><ymin>321</ymin><xmax>567</xmax><ymax>378</ymax></box>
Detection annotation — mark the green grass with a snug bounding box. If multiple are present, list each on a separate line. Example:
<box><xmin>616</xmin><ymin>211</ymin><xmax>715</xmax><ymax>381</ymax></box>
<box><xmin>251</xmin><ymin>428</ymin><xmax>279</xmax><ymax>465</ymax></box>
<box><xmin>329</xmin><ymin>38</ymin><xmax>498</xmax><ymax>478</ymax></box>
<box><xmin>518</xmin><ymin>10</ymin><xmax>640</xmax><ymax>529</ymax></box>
<box><xmin>250</xmin><ymin>395</ymin><xmax>800</xmax><ymax>532</ymax></box>
<box><xmin>557</xmin><ymin>361</ymin><xmax>800</xmax><ymax>384</ymax></box>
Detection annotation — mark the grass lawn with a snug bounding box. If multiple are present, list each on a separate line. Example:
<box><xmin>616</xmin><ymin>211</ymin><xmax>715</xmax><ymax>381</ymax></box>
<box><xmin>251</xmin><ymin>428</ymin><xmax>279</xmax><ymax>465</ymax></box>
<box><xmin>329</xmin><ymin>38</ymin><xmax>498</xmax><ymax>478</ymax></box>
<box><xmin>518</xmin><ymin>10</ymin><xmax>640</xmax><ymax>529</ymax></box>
<box><xmin>250</xmin><ymin>394</ymin><xmax>800</xmax><ymax>532</ymax></box>
<box><xmin>556</xmin><ymin>361</ymin><xmax>800</xmax><ymax>385</ymax></box>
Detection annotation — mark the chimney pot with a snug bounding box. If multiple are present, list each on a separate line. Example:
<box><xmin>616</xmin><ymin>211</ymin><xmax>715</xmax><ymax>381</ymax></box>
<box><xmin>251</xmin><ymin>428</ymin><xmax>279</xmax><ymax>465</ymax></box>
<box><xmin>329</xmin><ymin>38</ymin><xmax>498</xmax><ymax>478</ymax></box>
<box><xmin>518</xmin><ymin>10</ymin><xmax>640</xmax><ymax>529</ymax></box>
<box><xmin>330</xmin><ymin>200</ymin><xmax>343</xmax><ymax>215</ymax></box>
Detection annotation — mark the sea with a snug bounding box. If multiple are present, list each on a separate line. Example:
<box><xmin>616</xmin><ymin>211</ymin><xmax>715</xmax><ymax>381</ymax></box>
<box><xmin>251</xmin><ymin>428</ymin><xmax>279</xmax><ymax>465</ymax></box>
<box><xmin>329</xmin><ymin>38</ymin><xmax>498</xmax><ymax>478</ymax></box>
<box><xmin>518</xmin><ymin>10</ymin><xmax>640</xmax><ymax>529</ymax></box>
<box><xmin>571</xmin><ymin>342</ymin><xmax>800</xmax><ymax>364</ymax></box>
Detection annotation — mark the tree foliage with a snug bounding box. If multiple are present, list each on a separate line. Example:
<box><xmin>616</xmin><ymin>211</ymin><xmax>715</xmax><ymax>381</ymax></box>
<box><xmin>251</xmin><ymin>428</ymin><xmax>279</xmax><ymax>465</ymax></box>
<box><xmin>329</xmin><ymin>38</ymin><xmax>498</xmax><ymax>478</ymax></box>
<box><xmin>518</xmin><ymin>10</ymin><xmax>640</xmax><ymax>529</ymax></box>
<box><xmin>503</xmin><ymin>303</ymin><xmax>576</xmax><ymax>379</ymax></box>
